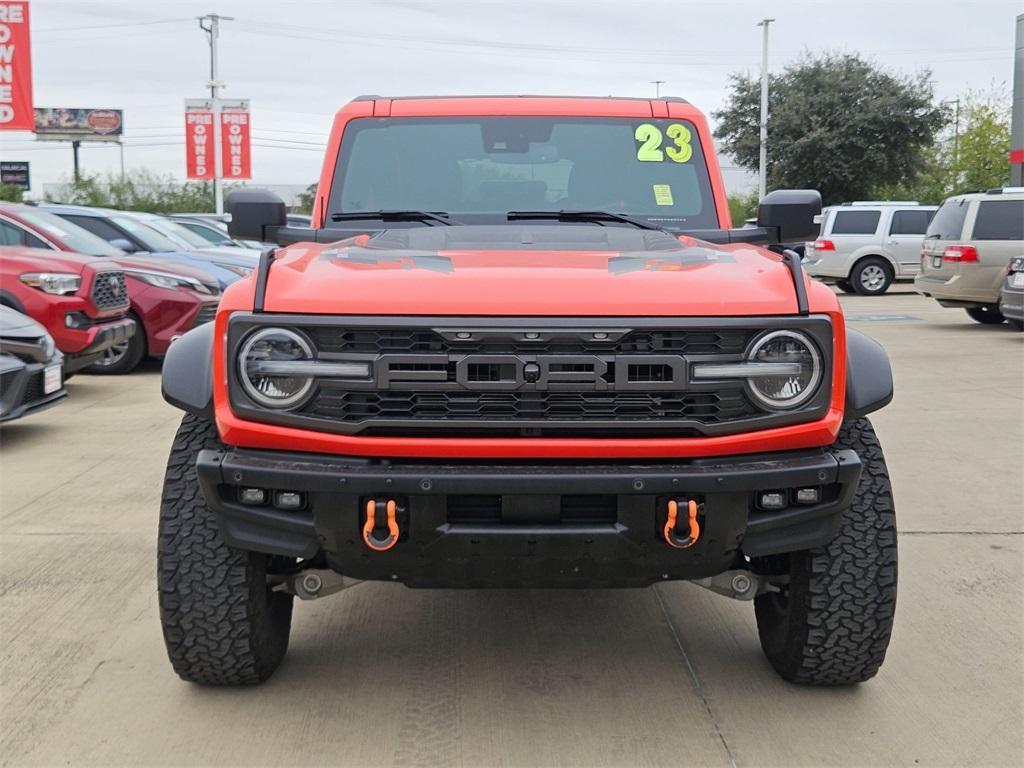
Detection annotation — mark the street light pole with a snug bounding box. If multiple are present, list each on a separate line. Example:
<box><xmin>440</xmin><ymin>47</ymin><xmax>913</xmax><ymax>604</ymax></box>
<box><xmin>198</xmin><ymin>13</ymin><xmax>233</xmax><ymax>214</ymax></box>
<box><xmin>757</xmin><ymin>18</ymin><xmax>774</xmax><ymax>200</ymax></box>
<box><xmin>651</xmin><ymin>80</ymin><xmax>665</xmax><ymax>98</ymax></box>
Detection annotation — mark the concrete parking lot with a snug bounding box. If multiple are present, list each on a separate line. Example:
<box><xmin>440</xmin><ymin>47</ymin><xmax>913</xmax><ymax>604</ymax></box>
<box><xmin>1</xmin><ymin>289</ymin><xmax>1021</xmax><ymax>768</ymax></box>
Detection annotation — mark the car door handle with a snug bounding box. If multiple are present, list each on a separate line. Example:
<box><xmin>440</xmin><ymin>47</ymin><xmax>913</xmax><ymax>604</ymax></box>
<box><xmin>885</xmin><ymin>239</ymin><xmax>897</xmax><ymax>246</ymax></box>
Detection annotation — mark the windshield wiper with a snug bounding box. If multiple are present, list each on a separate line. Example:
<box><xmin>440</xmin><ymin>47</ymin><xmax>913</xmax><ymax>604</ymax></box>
<box><xmin>507</xmin><ymin>210</ymin><xmax>664</xmax><ymax>231</ymax></box>
<box><xmin>330</xmin><ymin>210</ymin><xmax>458</xmax><ymax>226</ymax></box>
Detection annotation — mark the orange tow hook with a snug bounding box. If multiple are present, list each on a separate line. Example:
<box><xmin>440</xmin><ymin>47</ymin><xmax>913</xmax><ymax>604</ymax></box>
<box><xmin>363</xmin><ymin>499</ymin><xmax>400</xmax><ymax>552</ymax></box>
<box><xmin>664</xmin><ymin>499</ymin><xmax>701</xmax><ymax>549</ymax></box>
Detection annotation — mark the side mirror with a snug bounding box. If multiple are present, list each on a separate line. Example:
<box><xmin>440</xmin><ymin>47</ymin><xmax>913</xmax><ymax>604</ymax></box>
<box><xmin>109</xmin><ymin>238</ymin><xmax>137</xmax><ymax>253</ymax></box>
<box><xmin>756</xmin><ymin>189</ymin><xmax>822</xmax><ymax>244</ymax></box>
<box><xmin>227</xmin><ymin>189</ymin><xmax>287</xmax><ymax>242</ymax></box>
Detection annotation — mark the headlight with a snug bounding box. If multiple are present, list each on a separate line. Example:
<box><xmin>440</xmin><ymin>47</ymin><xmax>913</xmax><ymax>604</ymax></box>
<box><xmin>20</xmin><ymin>272</ymin><xmax>81</xmax><ymax>295</ymax></box>
<box><xmin>124</xmin><ymin>270</ymin><xmax>212</xmax><ymax>294</ymax></box>
<box><xmin>745</xmin><ymin>330</ymin><xmax>822</xmax><ymax>409</ymax></box>
<box><xmin>215</xmin><ymin>263</ymin><xmax>254</xmax><ymax>278</ymax></box>
<box><xmin>41</xmin><ymin>332</ymin><xmax>56</xmax><ymax>359</ymax></box>
<box><xmin>692</xmin><ymin>329</ymin><xmax>822</xmax><ymax>410</ymax></box>
<box><xmin>239</xmin><ymin>328</ymin><xmax>315</xmax><ymax>408</ymax></box>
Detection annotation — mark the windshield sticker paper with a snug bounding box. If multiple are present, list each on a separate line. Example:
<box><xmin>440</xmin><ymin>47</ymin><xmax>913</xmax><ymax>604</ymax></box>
<box><xmin>653</xmin><ymin>184</ymin><xmax>674</xmax><ymax>206</ymax></box>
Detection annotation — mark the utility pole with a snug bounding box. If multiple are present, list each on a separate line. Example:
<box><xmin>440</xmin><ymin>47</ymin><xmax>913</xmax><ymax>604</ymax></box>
<box><xmin>757</xmin><ymin>18</ymin><xmax>774</xmax><ymax>200</ymax></box>
<box><xmin>198</xmin><ymin>13</ymin><xmax>233</xmax><ymax>214</ymax></box>
<box><xmin>651</xmin><ymin>80</ymin><xmax>665</xmax><ymax>98</ymax></box>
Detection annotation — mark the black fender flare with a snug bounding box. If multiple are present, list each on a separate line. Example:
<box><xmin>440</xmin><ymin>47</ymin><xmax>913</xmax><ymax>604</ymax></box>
<box><xmin>161</xmin><ymin>323</ymin><xmax>214</xmax><ymax>419</ymax></box>
<box><xmin>844</xmin><ymin>328</ymin><xmax>893</xmax><ymax>419</ymax></box>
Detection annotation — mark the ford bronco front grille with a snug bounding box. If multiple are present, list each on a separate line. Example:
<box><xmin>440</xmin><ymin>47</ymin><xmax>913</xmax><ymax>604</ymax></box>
<box><xmin>90</xmin><ymin>271</ymin><xmax>129</xmax><ymax>311</ymax></box>
<box><xmin>228</xmin><ymin>315</ymin><xmax>834</xmax><ymax>438</ymax></box>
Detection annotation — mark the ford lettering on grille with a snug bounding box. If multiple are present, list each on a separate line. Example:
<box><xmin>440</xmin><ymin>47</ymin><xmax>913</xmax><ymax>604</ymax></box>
<box><xmin>373</xmin><ymin>354</ymin><xmax>688</xmax><ymax>391</ymax></box>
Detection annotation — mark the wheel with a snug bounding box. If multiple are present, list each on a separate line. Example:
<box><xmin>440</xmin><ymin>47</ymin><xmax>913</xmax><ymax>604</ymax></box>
<box><xmin>83</xmin><ymin>313</ymin><xmax>146</xmax><ymax>374</ymax></box>
<box><xmin>835</xmin><ymin>279</ymin><xmax>856</xmax><ymax>294</ymax></box>
<box><xmin>752</xmin><ymin>418</ymin><xmax>897</xmax><ymax>685</ymax></box>
<box><xmin>850</xmin><ymin>257</ymin><xmax>893</xmax><ymax>295</ymax></box>
<box><xmin>158</xmin><ymin>414</ymin><xmax>294</xmax><ymax>685</ymax></box>
<box><xmin>1007</xmin><ymin>318</ymin><xmax>1024</xmax><ymax>331</ymax></box>
<box><xmin>965</xmin><ymin>305</ymin><xmax>1005</xmax><ymax>325</ymax></box>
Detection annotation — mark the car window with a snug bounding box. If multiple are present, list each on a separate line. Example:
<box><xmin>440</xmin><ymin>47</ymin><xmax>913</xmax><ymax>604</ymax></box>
<box><xmin>971</xmin><ymin>200</ymin><xmax>1024</xmax><ymax>241</ymax></box>
<box><xmin>177</xmin><ymin>221</ymin><xmax>225</xmax><ymax>245</ymax></box>
<box><xmin>330</xmin><ymin>116</ymin><xmax>720</xmax><ymax>229</ymax></box>
<box><xmin>142</xmin><ymin>217</ymin><xmax>211</xmax><ymax>249</ymax></box>
<box><xmin>889</xmin><ymin>210</ymin><xmax>934</xmax><ymax>236</ymax></box>
<box><xmin>926</xmin><ymin>199</ymin><xmax>969</xmax><ymax>240</ymax></box>
<box><xmin>830</xmin><ymin>210</ymin><xmax>881</xmax><ymax>235</ymax></box>
<box><xmin>16</xmin><ymin>209</ymin><xmax>124</xmax><ymax>256</ymax></box>
<box><xmin>109</xmin><ymin>216</ymin><xmax>181</xmax><ymax>252</ymax></box>
<box><xmin>59</xmin><ymin>214</ymin><xmax>127</xmax><ymax>244</ymax></box>
<box><xmin>0</xmin><ymin>219</ymin><xmax>49</xmax><ymax>248</ymax></box>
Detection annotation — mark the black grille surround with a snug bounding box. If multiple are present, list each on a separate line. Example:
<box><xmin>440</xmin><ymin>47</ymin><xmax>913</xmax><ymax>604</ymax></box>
<box><xmin>90</xmin><ymin>270</ymin><xmax>130</xmax><ymax>311</ymax></box>
<box><xmin>227</xmin><ymin>314</ymin><xmax>834</xmax><ymax>438</ymax></box>
<box><xmin>192</xmin><ymin>303</ymin><xmax>218</xmax><ymax>328</ymax></box>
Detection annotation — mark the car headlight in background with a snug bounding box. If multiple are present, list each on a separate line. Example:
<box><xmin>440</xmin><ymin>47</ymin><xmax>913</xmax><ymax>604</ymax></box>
<box><xmin>19</xmin><ymin>272</ymin><xmax>82</xmax><ymax>295</ymax></box>
<box><xmin>237</xmin><ymin>327</ymin><xmax>371</xmax><ymax>409</ymax></box>
<box><xmin>692</xmin><ymin>329</ymin><xmax>822</xmax><ymax>410</ymax></box>
<box><xmin>215</xmin><ymin>263</ymin><xmax>254</xmax><ymax>278</ymax></box>
<box><xmin>123</xmin><ymin>270</ymin><xmax>213</xmax><ymax>294</ymax></box>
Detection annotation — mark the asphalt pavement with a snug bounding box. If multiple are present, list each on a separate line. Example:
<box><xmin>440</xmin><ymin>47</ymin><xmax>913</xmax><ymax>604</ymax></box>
<box><xmin>1</xmin><ymin>288</ymin><xmax>1021</xmax><ymax>767</ymax></box>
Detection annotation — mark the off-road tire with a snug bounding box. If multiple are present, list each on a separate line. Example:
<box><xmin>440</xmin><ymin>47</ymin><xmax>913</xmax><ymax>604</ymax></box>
<box><xmin>835</xmin><ymin>279</ymin><xmax>856</xmax><ymax>294</ymax></box>
<box><xmin>753</xmin><ymin>417</ymin><xmax>897</xmax><ymax>685</ymax></box>
<box><xmin>158</xmin><ymin>413</ymin><xmax>293</xmax><ymax>685</ymax></box>
<box><xmin>84</xmin><ymin>313</ymin><xmax>147</xmax><ymax>375</ymax></box>
<box><xmin>965</xmin><ymin>305</ymin><xmax>1005</xmax><ymax>325</ymax></box>
<box><xmin>851</xmin><ymin>257</ymin><xmax>893</xmax><ymax>296</ymax></box>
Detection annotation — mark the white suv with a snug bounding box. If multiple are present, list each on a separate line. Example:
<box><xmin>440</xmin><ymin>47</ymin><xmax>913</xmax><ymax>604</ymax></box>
<box><xmin>803</xmin><ymin>202</ymin><xmax>937</xmax><ymax>295</ymax></box>
<box><xmin>915</xmin><ymin>188</ymin><xmax>1024</xmax><ymax>325</ymax></box>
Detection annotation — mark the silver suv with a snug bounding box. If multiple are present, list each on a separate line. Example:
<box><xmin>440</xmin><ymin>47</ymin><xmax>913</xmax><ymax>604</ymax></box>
<box><xmin>915</xmin><ymin>188</ymin><xmax>1024</xmax><ymax>325</ymax></box>
<box><xmin>804</xmin><ymin>202</ymin><xmax>937</xmax><ymax>295</ymax></box>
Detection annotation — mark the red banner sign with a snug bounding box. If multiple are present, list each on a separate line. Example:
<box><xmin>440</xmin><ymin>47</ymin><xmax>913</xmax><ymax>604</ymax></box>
<box><xmin>184</xmin><ymin>103</ymin><xmax>215</xmax><ymax>180</ymax></box>
<box><xmin>0</xmin><ymin>2</ymin><xmax>34</xmax><ymax>131</ymax></box>
<box><xmin>221</xmin><ymin>106</ymin><xmax>251</xmax><ymax>179</ymax></box>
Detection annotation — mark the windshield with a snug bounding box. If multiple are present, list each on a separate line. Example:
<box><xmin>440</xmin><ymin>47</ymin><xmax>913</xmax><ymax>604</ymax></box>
<box><xmin>329</xmin><ymin>116</ymin><xmax>719</xmax><ymax>229</ymax></box>
<box><xmin>110</xmin><ymin>216</ymin><xmax>182</xmax><ymax>252</ymax></box>
<box><xmin>17</xmin><ymin>209</ymin><xmax>124</xmax><ymax>257</ymax></box>
<box><xmin>142</xmin><ymin>216</ymin><xmax>214</xmax><ymax>249</ymax></box>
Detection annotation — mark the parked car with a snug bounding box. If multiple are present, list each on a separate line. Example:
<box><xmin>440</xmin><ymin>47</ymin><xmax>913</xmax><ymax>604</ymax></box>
<box><xmin>803</xmin><ymin>201</ymin><xmax>937</xmax><ymax>295</ymax></box>
<box><xmin>1000</xmin><ymin>256</ymin><xmax>1024</xmax><ymax>331</ymax></box>
<box><xmin>0</xmin><ymin>205</ymin><xmax>220</xmax><ymax>374</ymax></box>
<box><xmin>41</xmin><ymin>205</ymin><xmax>254</xmax><ymax>290</ymax></box>
<box><xmin>159</xmin><ymin>94</ymin><xmax>898</xmax><ymax>688</ymax></box>
<box><xmin>167</xmin><ymin>215</ymin><xmax>260</xmax><ymax>250</ymax></box>
<box><xmin>127</xmin><ymin>211</ymin><xmax>262</xmax><ymax>260</ymax></box>
<box><xmin>0</xmin><ymin>246</ymin><xmax>136</xmax><ymax>373</ymax></box>
<box><xmin>0</xmin><ymin>306</ymin><xmax>67</xmax><ymax>422</ymax></box>
<box><xmin>915</xmin><ymin>188</ymin><xmax>1024</xmax><ymax>324</ymax></box>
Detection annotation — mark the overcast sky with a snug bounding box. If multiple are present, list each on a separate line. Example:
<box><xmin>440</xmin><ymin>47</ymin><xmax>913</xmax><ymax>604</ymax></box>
<box><xmin>2</xmin><ymin>0</ymin><xmax>1020</xmax><ymax>197</ymax></box>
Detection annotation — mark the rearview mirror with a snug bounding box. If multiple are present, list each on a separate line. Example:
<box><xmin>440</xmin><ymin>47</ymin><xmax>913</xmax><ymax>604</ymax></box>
<box><xmin>109</xmin><ymin>238</ymin><xmax>137</xmax><ymax>253</ymax></box>
<box><xmin>227</xmin><ymin>189</ymin><xmax>287</xmax><ymax>242</ymax></box>
<box><xmin>756</xmin><ymin>189</ymin><xmax>822</xmax><ymax>244</ymax></box>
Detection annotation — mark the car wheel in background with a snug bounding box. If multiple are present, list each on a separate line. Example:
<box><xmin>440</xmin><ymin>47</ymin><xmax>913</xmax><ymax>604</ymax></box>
<box><xmin>84</xmin><ymin>314</ymin><xmax>147</xmax><ymax>375</ymax></box>
<box><xmin>851</xmin><ymin>257</ymin><xmax>893</xmax><ymax>296</ymax></box>
<box><xmin>964</xmin><ymin>305</ymin><xmax>1005</xmax><ymax>325</ymax></box>
<box><xmin>1007</xmin><ymin>318</ymin><xmax>1024</xmax><ymax>331</ymax></box>
<box><xmin>836</xmin><ymin>279</ymin><xmax>856</xmax><ymax>294</ymax></box>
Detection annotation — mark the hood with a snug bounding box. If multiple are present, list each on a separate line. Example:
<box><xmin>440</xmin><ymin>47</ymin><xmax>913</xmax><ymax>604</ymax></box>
<box><xmin>259</xmin><ymin>225</ymin><xmax>820</xmax><ymax>317</ymax></box>
<box><xmin>0</xmin><ymin>305</ymin><xmax>48</xmax><ymax>338</ymax></box>
<box><xmin>0</xmin><ymin>245</ymin><xmax>98</xmax><ymax>275</ymax></box>
<box><xmin>196</xmin><ymin>245</ymin><xmax>262</xmax><ymax>261</ymax></box>
<box><xmin>109</xmin><ymin>254</ymin><xmax>216</xmax><ymax>283</ymax></box>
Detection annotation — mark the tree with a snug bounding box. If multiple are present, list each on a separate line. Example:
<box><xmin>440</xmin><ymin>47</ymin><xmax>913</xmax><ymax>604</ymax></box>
<box><xmin>0</xmin><ymin>183</ymin><xmax>24</xmax><ymax>203</ymax></box>
<box><xmin>714</xmin><ymin>53</ymin><xmax>945</xmax><ymax>204</ymax></box>
<box><xmin>44</xmin><ymin>169</ymin><xmax>246</xmax><ymax>213</ymax></box>
<box><xmin>873</xmin><ymin>89</ymin><xmax>1011</xmax><ymax>203</ymax></box>
<box><xmin>727</xmin><ymin>191</ymin><xmax>759</xmax><ymax>225</ymax></box>
<box><xmin>293</xmin><ymin>182</ymin><xmax>318</xmax><ymax>214</ymax></box>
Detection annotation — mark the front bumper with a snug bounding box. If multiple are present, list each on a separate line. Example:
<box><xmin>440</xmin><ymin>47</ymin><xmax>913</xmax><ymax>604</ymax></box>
<box><xmin>64</xmin><ymin>317</ymin><xmax>137</xmax><ymax>373</ymax></box>
<box><xmin>197</xmin><ymin>446</ymin><xmax>862</xmax><ymax>588</ymax></box>
<box><xmin>0</xmin><ymin>354</ymin><xmax>66</xmax><ymax>422</ymax></box>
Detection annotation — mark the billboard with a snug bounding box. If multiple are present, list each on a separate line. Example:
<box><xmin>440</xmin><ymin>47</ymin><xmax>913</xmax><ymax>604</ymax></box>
<box><xmin>33</xmin><ymin>108</ymin><xmax>123</xmax><ymax>141</ymax></box>
<box><xmin>0</xmin><ymin>160</ymin><xmax>30</xmax><ymax>190</ymax></box>
<box><xmin>184</xmin><ymin>98</ymin><xmax>251</xmax><ymax>180</ymax></box>
<box><xmin>0</xmin><ymin>2</ymin><xmax>33</xmax><ymax>130</ymax></box>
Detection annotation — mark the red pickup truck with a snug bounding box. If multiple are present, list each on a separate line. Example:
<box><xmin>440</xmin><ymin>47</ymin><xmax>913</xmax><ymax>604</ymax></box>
<box><xmin>159</xmin><ymin>95</ymin><xmax>897</xmax><ymax>688</ymax></box>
